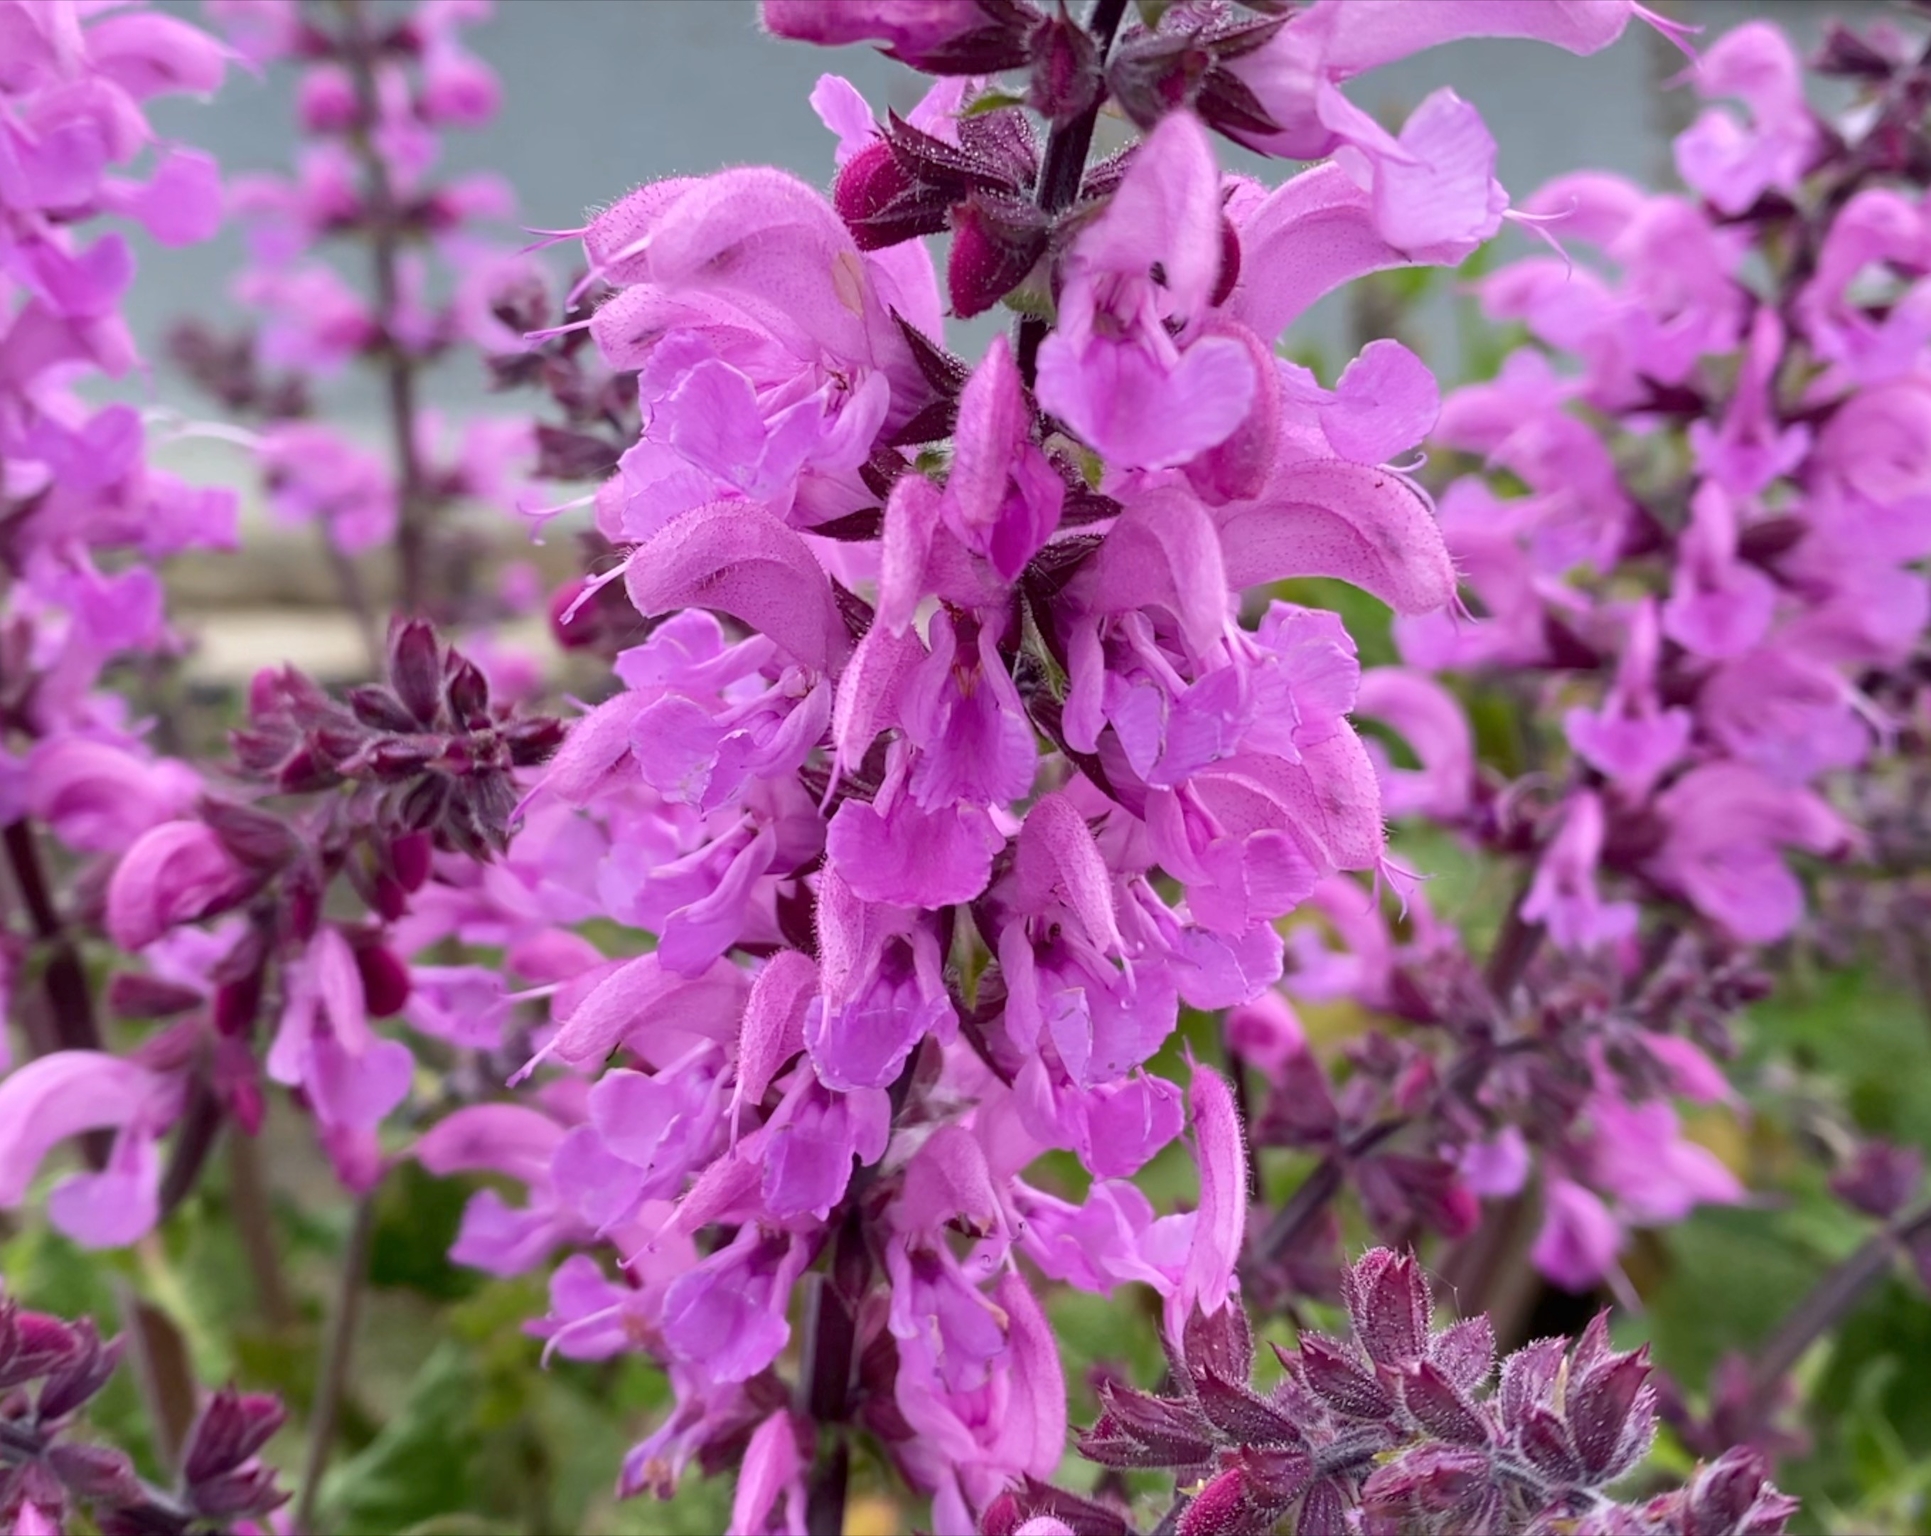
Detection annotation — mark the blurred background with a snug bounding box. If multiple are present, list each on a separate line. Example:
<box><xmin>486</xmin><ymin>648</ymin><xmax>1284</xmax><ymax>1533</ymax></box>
<box><xmin>132</xmin><ymin>0</ymin><xmax>1875</xmax><ymax>683</ymax></box>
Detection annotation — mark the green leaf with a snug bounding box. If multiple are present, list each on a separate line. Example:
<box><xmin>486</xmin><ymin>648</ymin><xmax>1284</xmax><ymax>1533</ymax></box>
<box><xmin>964</xmin><ymin>89</ymin><xmax>1028</xmax><ymax>117</ymax></box>
<box><xmin>320</xmin><ymin>1342</ymin><xmax>490</xmax><ymax>1534</ymax></box>
<box><xmin>369</xmin><ymin>1159</ymin><xmax>481</xmax><ymax>1301</ymax></box>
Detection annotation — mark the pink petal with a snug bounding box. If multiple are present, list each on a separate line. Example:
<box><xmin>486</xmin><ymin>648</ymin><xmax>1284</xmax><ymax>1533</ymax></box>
<box><xmin>1215</xmin><ymin>460</ymin><xmax>1456</xmax><ymax>614</ymax></box>
<box><xmin>625</xmin><ymin>502</ymin><xmax>850</xmax><ymax>674</ymax></box>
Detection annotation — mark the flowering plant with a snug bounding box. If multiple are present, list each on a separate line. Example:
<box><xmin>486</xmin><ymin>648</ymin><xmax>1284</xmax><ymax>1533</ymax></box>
<box><xmin>2</xmin><ymin>0</ymin><xmax>1930</xmax><ymax>1532</ymax></box>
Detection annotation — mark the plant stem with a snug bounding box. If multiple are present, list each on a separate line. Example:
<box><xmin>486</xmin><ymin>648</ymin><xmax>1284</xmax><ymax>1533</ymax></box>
<box><xmin>294</xmin><ymin>1190</ymin><xmax>378</xmax><ymax>1536</ymax></box>
<box><xmin>113</xmin><ymin>1275</ymin><xmax>199</xmax><ymax>1478</ymax></box>
<box><xmin>1483</xmin><ymin>881</ymin><xmax>1544</xmax><ymax>1006</ymax></box>
<box><xmin>4</xmin><ymin>818</ymin><xmax>115</xmax><ymax>1161</ymax></box>
<box><xmin>1014</xmin><ymin>0</ymin><xmax>1131</xmax><ymax>386</ymax></box>
<box><xmin>799</xmin><ymin>1062</ymin><xmax>916</xmax><ymax>1535</ymax></box>
<box><xmin>156</xmin><ymin>1070</ymin><xmax>225</xmax><ymax>1220</ymax></box>
<box><xmin>1742</xmin><ymin>1199</ymin><xmax>1931</xmax><ymax>1436</ymax></box>
<box><xmin>336</xmin><ymin>0</ymin><xmax>435</xmax><ymax>619</ymax></box>
<box><xmin>323</xmin><ymin>535</ymin><xmax>383</xmax><ymax>674</ymax></box>
<box><xmin>4</xmin><ymin>819</ymin><xmax>104</xmax><ymax>1059</ymax></box>
<box><xmin>1255</xmin><ymin>1119</ymin><xmax>1404</xmax><ymax>1264</ymax></box>
<box><xmin>229</xmin><ymin>1128</ymin><xmax>298</xmax><ymax>1332</ymax></box>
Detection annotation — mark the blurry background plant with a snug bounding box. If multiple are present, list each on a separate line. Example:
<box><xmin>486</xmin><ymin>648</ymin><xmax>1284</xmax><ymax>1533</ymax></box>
<box><xmin>4</xmin><ymin>3</ymin><xmax>1931</xmax><ymax>1536</ymax></box>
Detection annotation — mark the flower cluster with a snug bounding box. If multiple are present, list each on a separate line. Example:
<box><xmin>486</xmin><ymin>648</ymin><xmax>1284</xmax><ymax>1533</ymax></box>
<box><xmin>0</xmin><ymin>0</ymin><xmax>235</xmax><ymax>747</ymax></box>
<box><xmin>0</xmin><ymin>617</ymin><xmax>562</xmax><ymax>1240</ymax></box>
<box><xmin>0</xmin><ymin>0</ymin><xmax>243</xmax><ymax>1227</ymax></box>
<box><xmin>994</xmin><ymin>1248</ymin><xmax>1796</xmax><ymax>1536</ymax></box>
<box><xmin>398</xmin><ymin>0</ymin><xmax>1717</xmax><ymax>1527</ymax></box>
<box><xmin>1208</xmin><ymin>11</ymin><xmax>1931</xmax><ymax>1309</ymax></box>
<box><xmin>0</xmin><ymin>1290</ymin><xmax>288</xmax><ymax>1535</ymax></box>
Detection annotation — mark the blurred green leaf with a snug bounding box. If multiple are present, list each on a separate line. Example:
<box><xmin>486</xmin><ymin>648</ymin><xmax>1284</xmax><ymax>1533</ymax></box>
<box><xmin>370</xmin><ymin>1159</ymin><xmax>481</xmax><ymax>1301</ymax></box>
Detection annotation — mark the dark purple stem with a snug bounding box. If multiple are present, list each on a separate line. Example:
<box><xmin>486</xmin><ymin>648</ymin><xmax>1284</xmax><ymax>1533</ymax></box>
<box><xmin>1256</xmin><ymin>1119</ymin><xmax>1405</xmax><ymax>1263</ymax></box>
<box><xmin>799</xmin><ymin>1060</ymin><xmax>917</xmax><ymax>1535</ymax></box>
<box><xmin>1014</xmin><ymin>0</ymin><xmax>1131</xmax><ymax>387</ymax></box>
<box><xmin>4</xmin><ymin>819</ymin><xmax>103</xmax><ymax>1059</ymax></box>
<box><xmin>1483</xmin><ymin>880</ymin><xmax>1544</xmax><ymax>1007</ymax></box>
<box><xmin>335</xmin><ymin>0</ymin><xmax>434</xmax><ymax>619</ymax></box>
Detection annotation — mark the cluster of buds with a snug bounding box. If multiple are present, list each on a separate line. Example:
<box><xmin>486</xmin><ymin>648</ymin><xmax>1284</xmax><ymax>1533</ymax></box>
<box><xmin>0</xmin><ymin>1295</ymin><xmax>287</xmax><ymax>1535</ymax></box>
<box><xmin>235</xmin><ymin>619</ymin><xmax>564</xmax><ymax>858</ymax></box>
<box><xmin>0</xmin><ymin>616</ymin><xmax>566</xmax><ymax>1241</ymax></box>
<box><xmin>992</xmin><ymin>1250</ymin><xmax>1795</xmax><ymax>1536</ymax></box>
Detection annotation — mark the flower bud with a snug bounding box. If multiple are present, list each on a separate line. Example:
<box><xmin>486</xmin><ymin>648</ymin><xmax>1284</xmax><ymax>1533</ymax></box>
<box><xmin>1027</xmin><ymin>9</ymin><xmax>1100</xmax><ymax>123</ymax></box>
<box><xmin>947</xmin><ymin>193</ymin><xmax>1049</xmax><ymax>319</ymax></box>
<box><xmin>388</xmin><ymin>619</ymin><xmax>444</xmax><ymax>726</ymax></box>
<box><xmin>1830</xmin><ymin>1140</ymin><xmax>1923</xmax><ymax>1218</ymax></box>
<box><xmin>297</xmin><ymin>63</ymin><xmax>358</xmax><ymax>132</ymax></box>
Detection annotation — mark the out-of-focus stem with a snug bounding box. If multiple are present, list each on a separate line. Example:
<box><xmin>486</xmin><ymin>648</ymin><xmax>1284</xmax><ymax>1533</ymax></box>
<box><xmin>1014</xmin><ymin>0</ymin><xmax>1130</xmax><ymax>386</ymax></box>
<box><xmin>1255</xmin><ymin>1118</ymin><xmax>1404</xmax><ymax>1263</ymax></box>
<box><xmin>294</xmin><ymin>1190</ymin><xmax>378</xmax><ymax>1536</ymax></box>
<box><xmin>1483</xmin><ymin>880</ymin><xmax>1544</xmax><ymax>1006</ymax></box>
<box><xmin>230</xmin><ymin>1128</ymin><xmax>298</xmax><ymax>1331</ymax></box>
<box><xmin>335</xmin><ymin>0</ymin><xmax>435</xmax><ymax>619</ymax></box>
<box><xmin>1743</xmin><ymin>1199</ymin><xmax>1931</xmax><ymax>1437</ymax></box>
<box><xmin>113</xmin><ymin>1274</ymin><xmax>199</xmax><ymax>1477</ymax></box>
<box><xmin>4</xmin><ymin>819</ymin><xmax>104</xmax><ymax>1061</ymax></box>
<box><xmin>324</xmin><ymin>536</ymin><xmax>383</xmax><ymax>674</ymax></box>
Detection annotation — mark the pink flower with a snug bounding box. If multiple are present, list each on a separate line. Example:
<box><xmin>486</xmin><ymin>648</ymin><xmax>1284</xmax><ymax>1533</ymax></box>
<box><xmin>105</xmin><ymin>821</ymin><xmax>254</xmax><ymax>951</ymax></box>
<box><xmin>1167</xmin><ymin>1060</ymin><xmax>1247</xmax><ymax>1340</ymax></box>
<box><xmin>1521</xmin><ymin>792</ymin><xmax>1638</xmax><ymax>954</ymax></box>
<box><xmin>1036</xmin><ymin>112</ymin><xmax>1257</xmax><ymax>471</ymax></box>
<box><xmin>1647</xmin><ymin>765</ymin><xmax>1851</xmax><ymax>943</ymax></box>
<box><xmin>1675</xmin><ymin>21</ymin><xmax>1819</xmax><ymax>216</ymax></box>
<box><xmin>0</xmin><ymin>1052</ymin><xmax>185</xmax><ymax>1248</ymax></box>
<box><xmin>762</xmin><ymin>0</ymin><xmax>1020</xmax><ymax>71</ymax></box>
<box><xmin>1531</xmin><ymin>1176</ymin><xmax>1625</xmax><ymax>1292</ymax></box>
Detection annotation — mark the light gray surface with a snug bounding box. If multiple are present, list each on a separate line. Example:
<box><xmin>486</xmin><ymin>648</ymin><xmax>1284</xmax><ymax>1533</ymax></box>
<box><xmin>133</xmin><ymin>0</ymin><xmax>1877</xmax><ymax>400</ymax></box>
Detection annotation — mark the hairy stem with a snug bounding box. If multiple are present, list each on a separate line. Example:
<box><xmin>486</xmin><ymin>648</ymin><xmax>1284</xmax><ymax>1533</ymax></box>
<box><xmin>1255</xmin><ymin>1119</ymin><xmax>1404</xmax><ymax>1264</ymax></box>
<box><xmin>799</xmin><ymin>1060</ymin><xmax>916</xmax><ymax>1536</ymax></box>
<box><xmin>1014</xmin><ymin>0</ymin><xmax>1131</xmax><ymax>386</ymax></box>
<box><xmin>335</xmin><ymin>0</ymin><xmax>435</xmax><ymax>619</ymax></box>
<box><xmin>294</xmin><ymin>1190</ymin><xmax>378</xmax><ymax>1536</ymax></box>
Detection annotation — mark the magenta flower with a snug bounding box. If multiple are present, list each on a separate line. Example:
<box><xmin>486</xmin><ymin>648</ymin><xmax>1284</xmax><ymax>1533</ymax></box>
<box><xmin>1563</xmin><ymin>600</ymin><xmax>1692</xmax><ymax>798</ymax></box>
<box><xmin>1675</xmin><ymin>21</ymin><xmax>1820</xmax><ymax>216</ymax></box>
<box><xmin>1521</xmin><ymin>792</ymin><xmax>1638</xmax><ymax>954</ymax></box>
<box><xmin>0</xmin><ymin>1052</ymin><xmax>185</xmax><ymax>1248</ymax></box>
<box><xmin>105</xmin><ymin>821</ymin><xmax>254</xmax><ymax>951</ymax></box>
<box><xmin>1035</xmin><ymin>112</ymin><xmax>1257</xmax><ymax>470</ymax></box>
<box><xmin>1168</xmin><ymin>1060</ymin><xmax>1247</xmax><ymax>1340</ymax></box>
<box><xmin>415</xmin><ymin>1103</ymin><xmax>587</xmax><ymax>1277</ymax></box>
<box><xmin>762</xmin><ymin>0</ymin><xmax>1025</xmax><ymax>72</ymax></box>
<box><xmin>1648</xmin><ymin>765</ymin><xmax>1851</xmax><ymax>943</ymax></box>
